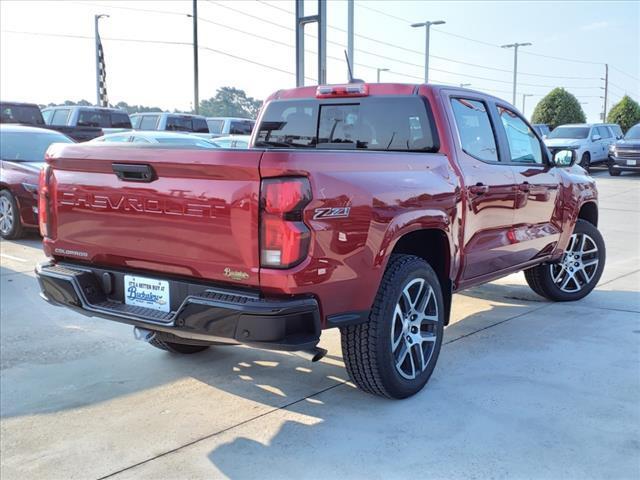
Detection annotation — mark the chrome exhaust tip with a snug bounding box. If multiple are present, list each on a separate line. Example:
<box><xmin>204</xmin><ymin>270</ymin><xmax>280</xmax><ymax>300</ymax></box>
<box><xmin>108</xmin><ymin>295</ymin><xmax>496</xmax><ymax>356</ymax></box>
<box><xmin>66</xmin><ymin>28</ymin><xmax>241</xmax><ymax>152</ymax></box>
<box><xmin>293</xmin><ymin>347</ymin><xmax>328</xmax><ymax>362</ymax></box>
<box><xmin>133</xmin><ymin>327</ymin><xmax>156</xmax><ymax>343</ymax></box>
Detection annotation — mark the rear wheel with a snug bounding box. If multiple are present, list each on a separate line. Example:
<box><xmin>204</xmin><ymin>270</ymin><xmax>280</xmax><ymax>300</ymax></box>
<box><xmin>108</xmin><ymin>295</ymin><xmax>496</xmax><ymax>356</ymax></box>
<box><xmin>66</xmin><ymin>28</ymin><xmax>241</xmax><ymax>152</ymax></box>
<box><xmin>340</xmin><ymin>254</ymin><xmax>444</xmax><ymax>399</ymax></box>
<box><xmin>525</xmin><ymin>219</ymin><xmax>605</xmax><ymax>301</ymax></box>
<box><xmin>0</xmin><ymin>190</ymin><xmax>24</xmax><ymax>240</ymax></box>
<box><xmin>149</xmin><ymin>337</ymin><xmax>210</xmax><ymax>354</ymax></box>
<box><xmin>608</xmin><ymin>166</ymin><xmax>621</xmax><ymax>176</ymax></box>
<box><xmin>580</xmin><ymin>152</ymin><xmax>591</xmax><ymax>172</ymax></box>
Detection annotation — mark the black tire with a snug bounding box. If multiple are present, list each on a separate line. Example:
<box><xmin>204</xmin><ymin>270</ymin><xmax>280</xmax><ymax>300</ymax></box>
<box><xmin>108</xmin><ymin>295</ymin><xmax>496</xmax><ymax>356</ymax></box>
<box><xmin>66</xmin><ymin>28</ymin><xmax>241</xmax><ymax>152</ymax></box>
<box><xmin>0</xmin><ymin>190</ymin><xmax>25</xmax><ymax>240</ymax></box>
<box><xmin>579</xmin><ymin>152</ymin><xmax>591</xmax><ymax>172</ymax></box>
<box><xmin>525</xmin><ymin>219</ymin><xmax>605</xmax><ymax>302</ymax></box>
<box><xmin>340</xmin><ymin>254</ymin><xmax>444</xmax><ymax>399</ymax></box>
<box><xmin>608</xmin><ymin>166</ymin><xmax>621</xmax><ymax>176</ymax></box>
<box><xmin>149</xmin><ymin>337</ymin><xmax>210</xmax><ymax>354</ymax></box>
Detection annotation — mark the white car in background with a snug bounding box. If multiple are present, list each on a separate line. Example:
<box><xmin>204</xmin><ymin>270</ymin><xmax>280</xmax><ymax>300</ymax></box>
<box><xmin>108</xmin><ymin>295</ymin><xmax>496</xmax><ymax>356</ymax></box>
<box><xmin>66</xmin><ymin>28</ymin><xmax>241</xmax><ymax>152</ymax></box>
<box><xmin>213</xmin><ymin>135</ymin><xmax>251</xmax><ymax>149</ymax></box>
<box><xmin>206</xmin><ymin>117</ymin><xmax>254</xmax><ymax>137</ymax></box>
<box><xmin>91</xmin><ymin>131</ymin><xmax>220</xmax><ymax>148</ymax></box>
<box><xmin>544</xmin><ymin>123</ymin><xmax>620</xmax><ymax>171</ymax></box>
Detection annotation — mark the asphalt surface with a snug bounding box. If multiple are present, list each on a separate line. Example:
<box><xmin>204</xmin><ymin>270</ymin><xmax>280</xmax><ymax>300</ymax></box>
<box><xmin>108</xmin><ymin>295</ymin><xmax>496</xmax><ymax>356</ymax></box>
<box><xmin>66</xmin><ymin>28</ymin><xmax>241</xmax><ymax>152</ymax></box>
<box><xmin>1</xmin><ymin>170</ymin><xmax>639</xmax><ymax>480</ymax></box>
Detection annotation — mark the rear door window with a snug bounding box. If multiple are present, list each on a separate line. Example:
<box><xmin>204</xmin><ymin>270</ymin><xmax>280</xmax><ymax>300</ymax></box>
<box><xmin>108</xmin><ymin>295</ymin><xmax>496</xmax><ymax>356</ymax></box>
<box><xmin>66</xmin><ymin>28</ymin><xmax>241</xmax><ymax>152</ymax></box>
<box><xmin>256</xmin><ymin>96</ymin><xmax>437</xmax><ymax>151</ymax></box>
<box><xmin>166</xmin><ymin>116</ymin><xmax>192</xmax><ymax>131</ymax></box>
<box><xmin>139</xmin><ymin>115</ymin><xmax>159</xmax><ymax>130</ymax></box>
<box><xmin>110</xmin><ymin>112</ymin><xmax>132</xmax><ymax>128</ymax></box>
<box><xmin>450</xmin><ymin>98</ymin><xmax>498</xmax><ymax>162</ymax></box>
<box><xmin>229</xmin><ymin>120</ymin><xmax>254</xmax><ymax>135</ymax></box>
<box><xmin>51</xmin><ymin>109</ymin><xmax>71</xmax><ymax>126</ymax></box>
<box><xmin>78</xmin><ymin>110</ymin><xmax>110</xmax><ymax>127</ymax></box>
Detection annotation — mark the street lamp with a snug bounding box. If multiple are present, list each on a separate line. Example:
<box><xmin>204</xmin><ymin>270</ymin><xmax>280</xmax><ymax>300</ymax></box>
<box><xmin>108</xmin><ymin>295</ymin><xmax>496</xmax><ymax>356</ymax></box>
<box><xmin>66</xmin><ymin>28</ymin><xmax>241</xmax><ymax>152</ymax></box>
<box><xmin>186</xmin><ymin>0</ymin><xmax>199</xmax><ymax>114</ymax></box>
<box><xmin>522</xmin><ymin>93</ymin><xmax>533</xmax><ymax>115</ymax></box>
<box><xmin>459</xmin><ymin>83</ymin><xmax>471</xmax><ymax>88</ymax></box>
<box><xmin>411</xmin><ymin>20</ymin><xmax>446</xmax><ymax>83</ymax></box>
<box><xmin>501</xmin><ymin>42</ymin><xmax>532</xmax><ymax>105</ymax></box>
<box><xmin>94</xmin><ymin>14</ymin><xmax>109</xmax><ymax>106</ymax></box>
<box><xmin>377</xmin><ymin>68</ymin><xmax>389</xmax><ymax>82</ymax></box>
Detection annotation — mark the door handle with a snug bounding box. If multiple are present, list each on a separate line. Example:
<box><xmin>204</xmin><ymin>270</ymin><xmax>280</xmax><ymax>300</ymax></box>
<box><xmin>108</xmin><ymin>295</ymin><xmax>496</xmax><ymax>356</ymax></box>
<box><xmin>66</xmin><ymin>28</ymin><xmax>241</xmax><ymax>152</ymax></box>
<box><xmin>112</xmin><ymin>163</ymin><xmax>156</xmax><ymax>182</ymax></box>
<box><xmin>518</xmin><ymin>182</ymin><xmax>530</xmax><ymax>193</ymax></box>
<box><xmin>469</xmin><ymin>183</ymin><xmax>489</xmax><ymax>195</ymax></box>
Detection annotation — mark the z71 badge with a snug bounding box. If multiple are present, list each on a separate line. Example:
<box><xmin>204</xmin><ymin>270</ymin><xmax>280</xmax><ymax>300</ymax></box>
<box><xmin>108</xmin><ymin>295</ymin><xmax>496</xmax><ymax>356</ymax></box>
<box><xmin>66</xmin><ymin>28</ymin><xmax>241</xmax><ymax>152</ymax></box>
<box><xmin>313</xmin><ymin>207</ymin><xmax>351</xmax><ymax>220</ymax></box>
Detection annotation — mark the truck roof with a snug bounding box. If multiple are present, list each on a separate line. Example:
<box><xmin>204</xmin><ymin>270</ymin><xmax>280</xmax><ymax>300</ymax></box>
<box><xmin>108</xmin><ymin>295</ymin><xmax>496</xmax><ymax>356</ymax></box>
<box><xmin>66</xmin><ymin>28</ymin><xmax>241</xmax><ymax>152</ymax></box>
<box><xmin>267</xmin><ymin>83</ymin><xmax>506</xmax><ymax>105</ymax></box>
<box><xmin>42</xmin><ymin>105</ymin><xmax>127</xmax><ymax>113</ymax></box>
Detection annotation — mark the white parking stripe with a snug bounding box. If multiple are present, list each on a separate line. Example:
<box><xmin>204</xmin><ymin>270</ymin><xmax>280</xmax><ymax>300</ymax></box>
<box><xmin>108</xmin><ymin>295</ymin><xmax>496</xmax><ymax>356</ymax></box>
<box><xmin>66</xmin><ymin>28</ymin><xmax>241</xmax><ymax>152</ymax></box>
<box><xmin>0</xmin><ymin>253</ymin><xmax>27</xmax><ymax>262</ymax></box>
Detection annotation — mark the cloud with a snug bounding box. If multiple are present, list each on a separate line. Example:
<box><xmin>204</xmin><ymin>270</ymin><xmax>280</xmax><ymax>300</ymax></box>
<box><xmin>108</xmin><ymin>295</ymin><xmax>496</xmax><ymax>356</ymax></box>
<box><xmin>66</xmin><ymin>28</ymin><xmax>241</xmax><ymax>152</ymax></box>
<box><xmin>581</xmin><ymin>21</ymin><xmax>611</xmax><ymax>31</ymax></box>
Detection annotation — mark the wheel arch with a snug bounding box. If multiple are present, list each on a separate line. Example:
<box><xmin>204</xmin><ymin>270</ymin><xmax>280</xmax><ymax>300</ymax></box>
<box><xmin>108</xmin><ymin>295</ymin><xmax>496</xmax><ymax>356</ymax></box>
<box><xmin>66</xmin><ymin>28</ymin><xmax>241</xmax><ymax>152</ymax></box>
<box><xmin>578</xmin><ymin>201</ymin><xmax>598</xmax><ymax>227</ymax></box>
<box><xmin>389</xmin><ymin>228</ymin><xmax>453</xmax><ymax>325</ymax></box>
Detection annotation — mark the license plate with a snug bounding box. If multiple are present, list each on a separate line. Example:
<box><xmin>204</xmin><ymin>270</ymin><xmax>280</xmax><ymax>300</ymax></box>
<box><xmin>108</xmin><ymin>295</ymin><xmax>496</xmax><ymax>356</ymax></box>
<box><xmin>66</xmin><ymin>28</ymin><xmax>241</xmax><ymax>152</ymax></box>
<box><xmin>124</xmin><ymin>275</ymin><xmax>170</xmax><ymax>312</ymax></box>
<box><xmin>627</xmin><ymin>160</ymin><xmax>637</xmax><ymax>166</ymax></box>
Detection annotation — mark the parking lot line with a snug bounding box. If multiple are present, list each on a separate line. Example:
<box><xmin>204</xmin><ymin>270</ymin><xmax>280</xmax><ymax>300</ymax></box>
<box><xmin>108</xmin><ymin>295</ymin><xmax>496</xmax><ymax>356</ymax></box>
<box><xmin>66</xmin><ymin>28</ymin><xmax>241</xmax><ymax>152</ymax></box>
<box><xmin>0</xmin><ymin>253</ymin><xmax>27</xmax><ymax>263</ymax></box>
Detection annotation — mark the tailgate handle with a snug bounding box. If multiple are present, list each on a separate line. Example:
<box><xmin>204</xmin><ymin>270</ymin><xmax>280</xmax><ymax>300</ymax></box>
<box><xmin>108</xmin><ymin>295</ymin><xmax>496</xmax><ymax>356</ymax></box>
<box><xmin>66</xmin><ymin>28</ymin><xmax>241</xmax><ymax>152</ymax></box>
<box><xmin>112</xmin><ymin>163</ymin><xmax>156</xmax><ymax>182</ymax></box>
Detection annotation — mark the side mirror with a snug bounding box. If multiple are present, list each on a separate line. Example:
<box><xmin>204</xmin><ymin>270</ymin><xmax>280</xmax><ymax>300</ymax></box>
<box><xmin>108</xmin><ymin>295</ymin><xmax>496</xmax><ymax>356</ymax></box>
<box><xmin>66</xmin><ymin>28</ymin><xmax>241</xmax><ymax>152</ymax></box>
<box><xmin>592</xmin><ymin>134</ymin><xmax>601</xmax><ymax>142</ymax></box>
<box><xmin>542</xmin><ymin>134</ymin><xmax>547</xmax><ymax>140</ymax></box>
<box><xmin>553</xmin><ymin>149</ymin><xmax>576</xmax><ymax>167</ymax></box>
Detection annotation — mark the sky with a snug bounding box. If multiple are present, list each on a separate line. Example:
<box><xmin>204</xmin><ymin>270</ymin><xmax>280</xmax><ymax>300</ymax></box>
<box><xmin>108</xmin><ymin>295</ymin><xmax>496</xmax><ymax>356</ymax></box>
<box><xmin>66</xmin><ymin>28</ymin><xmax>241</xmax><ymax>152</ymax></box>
<box><xmin>1</xmin><ymin>0</ymin><xmax>639</xmax><ymax>122</ymax></box>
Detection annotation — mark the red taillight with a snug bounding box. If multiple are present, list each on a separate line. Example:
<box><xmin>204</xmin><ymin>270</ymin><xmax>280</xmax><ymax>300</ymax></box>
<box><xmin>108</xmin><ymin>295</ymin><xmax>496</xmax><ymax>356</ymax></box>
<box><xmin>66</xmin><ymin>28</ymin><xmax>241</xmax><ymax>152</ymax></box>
<box><xmin>38</xmin><ymin>165</ymin><xmax>51</xmax><ymax>237</ymax></box>
<box><xmin>316</xmin><ymin>83</ymin><xmax>369</xmax><ymax>98</ymax></box>
<box><xmin>260</xmin><ymin>178</ymin><xmax>311</xmax><ymax>269</ymax></box>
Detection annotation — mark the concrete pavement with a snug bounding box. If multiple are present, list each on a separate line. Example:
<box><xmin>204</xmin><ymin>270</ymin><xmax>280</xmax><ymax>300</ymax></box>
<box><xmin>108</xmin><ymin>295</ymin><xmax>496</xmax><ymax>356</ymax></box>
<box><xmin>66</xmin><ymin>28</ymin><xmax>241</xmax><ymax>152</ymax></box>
<box><xmin>1</xmin><ymin>171</ymin><xmax>639</xmax><ymax>479</ymax></box>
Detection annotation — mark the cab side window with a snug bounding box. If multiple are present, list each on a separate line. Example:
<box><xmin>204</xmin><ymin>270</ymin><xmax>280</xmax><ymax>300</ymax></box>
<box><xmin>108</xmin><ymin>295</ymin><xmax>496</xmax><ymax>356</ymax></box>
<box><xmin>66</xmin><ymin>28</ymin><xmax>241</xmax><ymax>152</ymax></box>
<box><xmin>51</xmin><ymin>109</ymin><xmax>70</xmax><ymax>126</ymax></box>
<box><xmin>497</xmin><ymin>105</ymin><xmax>542</xmax><ymax>164</ymax></box>
<box><xmin>139</xmin><ymin>115</ymin><xmax>159</xmax><ymax>130</ymax></box>
<box><xmin>450</xmin><ymin>98</ymin><xmax>498</xmax><ymax>162</ymax></box>
<box><xmin>597</xmin><ymin>126</ymin><xmax>611</xmax><ymax>139</ymax></box>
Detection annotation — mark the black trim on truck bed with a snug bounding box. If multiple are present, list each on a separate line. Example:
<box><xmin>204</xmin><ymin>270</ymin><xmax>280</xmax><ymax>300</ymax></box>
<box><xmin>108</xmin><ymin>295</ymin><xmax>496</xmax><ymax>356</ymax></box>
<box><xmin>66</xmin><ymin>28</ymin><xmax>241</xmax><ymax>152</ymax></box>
<box><xmin>36</xmin><ymin>261</ymin><xmax>321</xmax><ymax>351</ymax></box>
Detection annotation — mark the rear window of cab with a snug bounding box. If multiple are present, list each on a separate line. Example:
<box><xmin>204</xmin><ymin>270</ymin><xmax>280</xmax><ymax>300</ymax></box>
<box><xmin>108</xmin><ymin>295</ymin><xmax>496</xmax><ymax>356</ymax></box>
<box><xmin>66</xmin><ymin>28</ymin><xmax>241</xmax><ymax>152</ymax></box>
<box><xmin>255</xmin><ymin>96</ymin><xmax>438</xmax><ymax>152</ymax></box>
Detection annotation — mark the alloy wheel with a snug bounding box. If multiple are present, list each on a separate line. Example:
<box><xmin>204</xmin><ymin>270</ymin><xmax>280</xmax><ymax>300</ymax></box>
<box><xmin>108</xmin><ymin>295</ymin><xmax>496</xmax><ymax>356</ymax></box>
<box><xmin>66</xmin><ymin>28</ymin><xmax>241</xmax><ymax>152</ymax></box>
<box><xmin>550</xmin><ymin>233</ymin><xmax>600</xmax><ymax>293</ymax></box>
<box><xmin>0</xmin><ymin>196</ymin><xmax>14</xmax><ymax>236</ymax></box>
<box><xmin>391</xmin><ymin>278</ymin><xmax>439</xmax><ymax>380</ymax></box>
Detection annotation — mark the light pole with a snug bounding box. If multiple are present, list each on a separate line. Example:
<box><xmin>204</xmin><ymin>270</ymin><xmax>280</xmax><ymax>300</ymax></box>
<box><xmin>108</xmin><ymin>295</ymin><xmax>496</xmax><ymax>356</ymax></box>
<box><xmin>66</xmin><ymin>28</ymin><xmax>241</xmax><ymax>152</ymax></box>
<box><xmin>94</xmin><ymin>14</ymin><xmax>109</xmax><ymax>106</ymax></box>
<box><xmin>187</xmin><ymin>0</ymin><xmax>199</xmax><ymax>114</ymax></box>
<box><xmin>377</xmin><ymin>68</ymin><xmax>389</xmax><ymax>82</ymax></box>
<box><xmin>522</xmin><ymin>93</ymin><xmax>533</xmax><ymax>115</ymax></box>
<box><xmin>411</xmin><ymin>20</ymin><xmax>445</xmax><ymax>83</ymax></box>
<box><xmin>501</xmin><ymin>42</ymin><xmax>532</xmax><ymax>105</ymax></box>
<box><xmin>459</xmin><ymin>83</ymin><xmax>471</xmax><ymax>88</ymax></box>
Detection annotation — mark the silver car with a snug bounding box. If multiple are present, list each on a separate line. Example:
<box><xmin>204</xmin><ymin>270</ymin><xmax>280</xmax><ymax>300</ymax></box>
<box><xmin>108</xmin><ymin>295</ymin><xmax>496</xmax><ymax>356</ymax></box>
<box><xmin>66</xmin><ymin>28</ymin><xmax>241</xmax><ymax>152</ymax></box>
<box><xmin>544</xmin><ymin>123</ymin><xmax>620</xmax><ymax>171</ymax></box>
<box><xmin>91</xmin><ymin>131</ymin><xmax>220</xmax><ymax>148</ymax></box>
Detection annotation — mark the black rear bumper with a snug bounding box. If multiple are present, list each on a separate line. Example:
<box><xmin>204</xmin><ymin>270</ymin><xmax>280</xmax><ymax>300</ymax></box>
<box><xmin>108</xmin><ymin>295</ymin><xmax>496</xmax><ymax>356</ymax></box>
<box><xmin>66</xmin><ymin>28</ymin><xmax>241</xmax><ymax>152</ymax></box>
<box><xmin>36</xmin><ymin>262</ymin><xmax>321</xmax><ymax>351</ymax></box>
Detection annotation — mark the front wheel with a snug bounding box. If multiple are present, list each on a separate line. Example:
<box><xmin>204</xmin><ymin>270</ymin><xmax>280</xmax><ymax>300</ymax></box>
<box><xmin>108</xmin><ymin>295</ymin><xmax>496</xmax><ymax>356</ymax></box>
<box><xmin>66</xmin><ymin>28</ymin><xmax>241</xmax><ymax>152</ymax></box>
<box><xmin>525</xmin><ymin>219</ymin><xmax>605</xmax><ymax>301</ymax></box>
<box><xmin>580</xmin><ymin>152</ymin><xmax>591</xmax><ymax>172</ymax></box>
<box><xmin>340</xmin><ymin>255</ymin><xmax>444</xmax><ymax>399</ymax></box>
<box><xmin>608</xmin><ymin>166</ymin><xmax>621</xmax><ymax>176</ymax></box>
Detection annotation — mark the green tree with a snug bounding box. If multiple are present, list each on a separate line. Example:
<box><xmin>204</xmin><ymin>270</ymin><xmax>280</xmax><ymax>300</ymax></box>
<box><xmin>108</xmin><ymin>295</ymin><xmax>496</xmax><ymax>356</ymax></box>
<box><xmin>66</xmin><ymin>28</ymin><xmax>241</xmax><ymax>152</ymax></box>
<box><xmin>199</xmin><ymin>87</ymin><xmax>262</xmax><ymax>118</ymax></box>
<box><xmin>607</xmin><ymin>95</ymin><xmax>640</xmax><ymax>133</ymax></box>
<box><xmin>531</xmin><ymin>88</ymin><xmax>586</xmax><ymax>130</ymax></box>
<box><xmin>114</xmin><ymin>101</ymin><xmax>163</xmax><ymax>114</ymax></box>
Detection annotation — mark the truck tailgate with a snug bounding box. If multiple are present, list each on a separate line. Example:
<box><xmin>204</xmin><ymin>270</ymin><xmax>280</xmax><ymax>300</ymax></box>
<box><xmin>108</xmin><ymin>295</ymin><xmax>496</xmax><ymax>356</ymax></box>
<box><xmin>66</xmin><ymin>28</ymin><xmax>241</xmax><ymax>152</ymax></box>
<box><xmin>43</xmin><ymin>144</ymin><xmax>263</xmax><ymax>286</ymax></box>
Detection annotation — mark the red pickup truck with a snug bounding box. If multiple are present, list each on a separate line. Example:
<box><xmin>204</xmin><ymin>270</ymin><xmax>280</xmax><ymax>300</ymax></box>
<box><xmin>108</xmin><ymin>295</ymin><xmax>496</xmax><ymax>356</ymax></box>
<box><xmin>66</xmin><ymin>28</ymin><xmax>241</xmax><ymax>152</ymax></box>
<box><xmin>35</xmin><ymin>83</ymin><xmax>605</xmax><ymax>399</ymax></box>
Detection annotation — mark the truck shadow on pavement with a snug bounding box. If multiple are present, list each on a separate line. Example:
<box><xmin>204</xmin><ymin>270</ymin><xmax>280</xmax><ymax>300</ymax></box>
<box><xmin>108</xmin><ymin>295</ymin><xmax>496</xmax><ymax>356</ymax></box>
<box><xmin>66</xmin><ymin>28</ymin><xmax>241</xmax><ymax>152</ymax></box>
<box><xmin>2</xmin><ymin>256</ymin><xmax>639</xmax><ymax>478</ymax></box>
<box><xmin>204</xmin><ymin>289</ymin><xmax>640</xmax><ymax>479</ymax></box>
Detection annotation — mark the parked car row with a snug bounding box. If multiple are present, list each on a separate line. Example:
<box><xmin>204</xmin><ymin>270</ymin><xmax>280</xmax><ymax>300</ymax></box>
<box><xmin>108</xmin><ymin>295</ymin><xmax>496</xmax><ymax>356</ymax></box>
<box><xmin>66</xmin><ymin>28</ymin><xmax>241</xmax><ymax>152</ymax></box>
<box><xmin>543</xmin><ymin>123</ymin><xmax>624</xmax><ymax>171</ymax></box>
<box><xmin>1</xmin><ymin>101</ymin><xmax>255</xmax><ymax>142</ymax></box>
<box><xmin>0</xmin><ymin>124</ymin><xmax>74</xmax><ymax>239</ymax></box>
<box><xmin>608</xmin><ymin>123</ymin><xmax>640</xmax><ymax>176</ymax></box>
